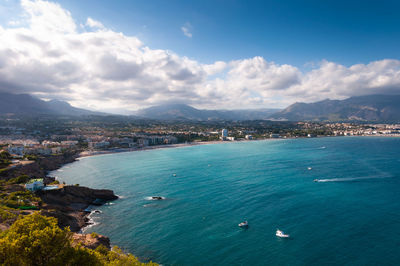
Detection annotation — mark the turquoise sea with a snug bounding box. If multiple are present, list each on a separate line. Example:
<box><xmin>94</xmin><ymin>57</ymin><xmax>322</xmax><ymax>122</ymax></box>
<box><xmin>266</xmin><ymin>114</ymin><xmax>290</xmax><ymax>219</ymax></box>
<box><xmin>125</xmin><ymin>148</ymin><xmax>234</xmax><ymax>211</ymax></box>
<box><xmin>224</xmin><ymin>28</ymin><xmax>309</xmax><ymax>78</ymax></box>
<box><xmin>53</xmin><ymin>137</ymin><xmax>400</xmax><ymax>265</ymax></box>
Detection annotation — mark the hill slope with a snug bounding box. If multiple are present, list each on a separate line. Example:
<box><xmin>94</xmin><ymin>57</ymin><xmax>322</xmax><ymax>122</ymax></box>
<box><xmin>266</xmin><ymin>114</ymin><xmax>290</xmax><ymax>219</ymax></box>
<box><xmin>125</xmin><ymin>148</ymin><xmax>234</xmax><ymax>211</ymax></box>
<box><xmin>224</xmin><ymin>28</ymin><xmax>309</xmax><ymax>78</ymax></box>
<box><xmin>135</xmin><ymin>104</ymin><xmax>280</xmax><ymax>121</ymax></box>
<box><xmin>271</xmin><ymin>94</ymin><xmax>400</xmax><ymax>121</ymax></box>
<box><xmin>0</xmin><ymin>92</ymin><xmax>104</xmax><ymax>116</ymax></box>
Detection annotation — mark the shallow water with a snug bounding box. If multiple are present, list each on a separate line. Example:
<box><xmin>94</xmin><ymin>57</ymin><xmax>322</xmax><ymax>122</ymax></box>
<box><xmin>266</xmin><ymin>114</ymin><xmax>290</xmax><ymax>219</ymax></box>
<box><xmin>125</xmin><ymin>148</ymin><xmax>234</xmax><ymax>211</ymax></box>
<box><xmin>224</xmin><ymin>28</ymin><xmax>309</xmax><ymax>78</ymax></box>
<box><xmin>53</xmin><ymin>137</ymin><xmax>400</xmax><ymax>265</ymax></box>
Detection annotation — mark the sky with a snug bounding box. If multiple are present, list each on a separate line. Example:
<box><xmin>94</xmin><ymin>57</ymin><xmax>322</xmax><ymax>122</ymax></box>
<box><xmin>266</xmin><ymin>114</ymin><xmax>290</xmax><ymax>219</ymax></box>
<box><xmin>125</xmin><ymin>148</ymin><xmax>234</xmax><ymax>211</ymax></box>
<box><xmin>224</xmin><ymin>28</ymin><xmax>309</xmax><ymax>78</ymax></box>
<box><xmin>0</xmin><ymin>0</ymin><xmax>400</xmax><ymax>114</ymax></box>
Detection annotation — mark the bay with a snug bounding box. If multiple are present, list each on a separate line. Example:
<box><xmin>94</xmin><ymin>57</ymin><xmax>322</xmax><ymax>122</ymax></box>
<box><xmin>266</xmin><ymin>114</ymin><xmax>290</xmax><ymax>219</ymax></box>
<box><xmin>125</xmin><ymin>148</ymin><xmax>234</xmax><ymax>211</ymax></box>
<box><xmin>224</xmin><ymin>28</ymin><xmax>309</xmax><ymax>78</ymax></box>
<box><xmin>53</xmin><ymin>137</ymin><xmax>400</xmax><ymax>265</ymax></box>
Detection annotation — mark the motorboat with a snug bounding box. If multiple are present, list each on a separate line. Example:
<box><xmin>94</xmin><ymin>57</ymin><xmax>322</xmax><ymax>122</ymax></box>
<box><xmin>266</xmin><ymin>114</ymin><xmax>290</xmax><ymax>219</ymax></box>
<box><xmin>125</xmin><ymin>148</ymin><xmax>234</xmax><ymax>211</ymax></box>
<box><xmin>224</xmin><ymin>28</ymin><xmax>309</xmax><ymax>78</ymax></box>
<box><xmin>308</xmin><ymin>167</ymin><xmax>312</xmax><ymax>170</ymax></box>
<box><xmin>313</xmin><ymin>179</ymin><xmax>319</xmax><ymax>182</ymax></box>
<box><xmin>172</xmin><ymin>173</ymin><xmax>177</xmax><ymax>177</ymax></box>
<box><xmin>238</xmin><ymin>221</ymin><xmax>248</xmax><ymax>228</ymax></box>
<box><xmin>276</xmin><ymin>229</ymin><xmax>289</xmax><ymax>238</ymax></box>
<box><xmin>151</xmin><ymin>196</ymin><xmax>164</xmax><ymax>200</ymax></box>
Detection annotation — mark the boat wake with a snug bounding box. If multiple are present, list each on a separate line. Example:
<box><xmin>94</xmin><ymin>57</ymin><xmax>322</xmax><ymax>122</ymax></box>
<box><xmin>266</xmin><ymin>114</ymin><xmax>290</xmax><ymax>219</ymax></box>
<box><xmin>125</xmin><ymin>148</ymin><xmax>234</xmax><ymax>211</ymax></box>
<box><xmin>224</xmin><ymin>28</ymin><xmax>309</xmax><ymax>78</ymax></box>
<box><xmin>145</xmin><ymin>196</ymin><xmax>166</xmax><ymax>201</ymax></box>
<box><xmin>315</xmin><ymin>175</ymin><xmax>390</xmax><ymax>183</ymax></box>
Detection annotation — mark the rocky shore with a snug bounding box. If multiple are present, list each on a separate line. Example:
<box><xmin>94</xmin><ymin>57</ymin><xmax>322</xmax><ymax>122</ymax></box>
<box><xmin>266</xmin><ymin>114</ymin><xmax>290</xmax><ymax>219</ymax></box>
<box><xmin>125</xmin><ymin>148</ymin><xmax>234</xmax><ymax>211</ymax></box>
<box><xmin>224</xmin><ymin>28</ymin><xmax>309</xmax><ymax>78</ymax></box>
<box><xmin>38</xmin><ymin>185</ymin><xmax>118</xmax><ymax>232</ymax></box>
<box><xmin>0</xmin><ymin>151</ymin><xmax>79</xmax><ymax>181</ymax></box>
<box><xmin>0</xmin><ymin>150</ymin><xmax>119</xmax><ymax>250</ymax></box>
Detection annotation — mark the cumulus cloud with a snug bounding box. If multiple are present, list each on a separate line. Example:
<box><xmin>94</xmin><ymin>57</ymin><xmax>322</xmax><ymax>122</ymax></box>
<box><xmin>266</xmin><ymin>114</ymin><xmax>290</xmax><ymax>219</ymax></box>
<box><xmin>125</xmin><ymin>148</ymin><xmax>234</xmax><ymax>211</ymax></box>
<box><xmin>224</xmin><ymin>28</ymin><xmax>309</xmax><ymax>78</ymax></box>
<box><xmin>0</xmin><ymin>0</ymin><xmax>400</xmax><ymax>113</ymax></box>
<box><xmin>86</xmin><ymin>17</ymin><xmax>104</xmax><ymax>30</ymax></box>
<box><xmin>181</xmin><ymin>23</ymin><xmax>192</xmax><ymax>38</ymax></box>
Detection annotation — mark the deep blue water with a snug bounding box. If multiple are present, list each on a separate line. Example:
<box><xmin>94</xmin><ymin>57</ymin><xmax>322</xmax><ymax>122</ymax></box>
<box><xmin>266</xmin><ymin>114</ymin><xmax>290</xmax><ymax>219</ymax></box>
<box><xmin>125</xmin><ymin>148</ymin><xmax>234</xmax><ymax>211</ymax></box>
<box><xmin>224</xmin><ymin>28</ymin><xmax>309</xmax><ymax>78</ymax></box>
<box><xmin>53</xmin><ymin>137</ymin><xmax>400</xmax><ymax>265</ymax></box>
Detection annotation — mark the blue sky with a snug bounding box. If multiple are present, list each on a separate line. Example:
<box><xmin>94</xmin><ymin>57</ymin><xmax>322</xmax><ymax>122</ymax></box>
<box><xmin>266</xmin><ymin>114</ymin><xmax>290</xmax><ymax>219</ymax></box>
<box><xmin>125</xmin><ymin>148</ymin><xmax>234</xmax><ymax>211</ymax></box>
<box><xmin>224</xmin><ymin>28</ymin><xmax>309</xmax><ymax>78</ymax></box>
<box><xmin>1</xmin><ymin>0</ymin><xmax>400</xmax><ymax>112</ymax></box>
<box><xmin>54</xmin><ymin>0</ymin><xmax>400</xmax><ymax>67</ymax></box>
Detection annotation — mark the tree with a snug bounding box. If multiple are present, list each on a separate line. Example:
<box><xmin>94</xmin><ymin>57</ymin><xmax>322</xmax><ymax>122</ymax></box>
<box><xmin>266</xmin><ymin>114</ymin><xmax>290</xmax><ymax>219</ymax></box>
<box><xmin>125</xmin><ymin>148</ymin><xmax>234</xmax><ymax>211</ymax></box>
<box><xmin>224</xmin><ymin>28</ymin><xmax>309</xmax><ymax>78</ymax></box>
<box><xmin>0</xmin><ymin>212</ymin><xmax>98</xmax><ymax>265</ymax></box>
<box><xmin>0</xmin><ymin>213</ymin><xmax>157</xmax><ymax>266</ymax></box>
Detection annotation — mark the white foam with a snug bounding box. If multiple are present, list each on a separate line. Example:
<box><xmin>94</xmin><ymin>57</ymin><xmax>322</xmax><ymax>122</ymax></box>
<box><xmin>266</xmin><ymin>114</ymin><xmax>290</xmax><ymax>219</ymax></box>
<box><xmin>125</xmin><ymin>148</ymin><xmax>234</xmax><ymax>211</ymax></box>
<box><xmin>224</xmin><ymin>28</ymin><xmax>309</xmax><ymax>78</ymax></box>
<box><xmin>315</xmin><ymin>175</ymin><xmax>389</xmax><ymax>182</ymax></box>
<box><xmin>80</xmin><ymin>211</ymin><xmax>100</xmax><ymax>233</ymax></box>
<box><xmin>145</xmin><ymin>196</ymin><xmax>166</xmax><ymax>201</ymax></box>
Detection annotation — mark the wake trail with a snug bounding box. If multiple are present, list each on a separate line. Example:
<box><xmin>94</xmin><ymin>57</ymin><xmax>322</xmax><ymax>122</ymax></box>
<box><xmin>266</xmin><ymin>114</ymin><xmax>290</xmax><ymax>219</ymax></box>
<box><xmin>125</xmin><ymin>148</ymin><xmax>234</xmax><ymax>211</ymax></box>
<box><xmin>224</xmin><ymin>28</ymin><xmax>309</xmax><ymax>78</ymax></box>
<box><xmin>315</xmin><ymin>175</ymin><xmax>391</xmax><ymax>182</ymax></box>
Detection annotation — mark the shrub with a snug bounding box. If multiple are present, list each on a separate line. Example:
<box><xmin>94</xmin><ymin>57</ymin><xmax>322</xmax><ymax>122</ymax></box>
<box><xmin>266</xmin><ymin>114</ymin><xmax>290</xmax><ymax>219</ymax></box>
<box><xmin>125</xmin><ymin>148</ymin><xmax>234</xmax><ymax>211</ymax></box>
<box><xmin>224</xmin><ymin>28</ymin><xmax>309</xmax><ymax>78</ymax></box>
<box><xmin>7</xmin><ymin>175</ymin><xmax>30</xmax><ymax>184</ymax></box>
<box><xmin>0</xmin><ymin>213</ymin><xmax>158</xmax><ymax>265</ymax></box>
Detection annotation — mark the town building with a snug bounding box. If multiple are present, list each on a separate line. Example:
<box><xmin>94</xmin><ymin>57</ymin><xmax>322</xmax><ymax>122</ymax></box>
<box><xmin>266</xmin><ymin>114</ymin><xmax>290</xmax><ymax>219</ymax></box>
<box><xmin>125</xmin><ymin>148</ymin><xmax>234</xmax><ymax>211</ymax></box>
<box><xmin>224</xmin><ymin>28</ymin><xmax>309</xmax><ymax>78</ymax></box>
<box><xmin>221</xmin><ymin>129</ymin><xmax>228</xmax><ymax>140</ymax></box>
<box><xmin>25</xmin><ymin>179</ymin><xmax>44</xmax><ymax>191</ymax></box>
<box><xmin>245</xmin><ymin>135</ymin><xmax>253</xmax><ymax>140</ymax></box>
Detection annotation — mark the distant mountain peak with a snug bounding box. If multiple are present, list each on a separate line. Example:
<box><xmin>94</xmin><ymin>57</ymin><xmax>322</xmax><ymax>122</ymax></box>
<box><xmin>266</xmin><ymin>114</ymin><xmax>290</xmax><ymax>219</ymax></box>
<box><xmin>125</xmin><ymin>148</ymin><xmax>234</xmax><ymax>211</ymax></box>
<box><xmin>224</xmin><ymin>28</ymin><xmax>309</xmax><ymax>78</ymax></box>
<box><xmin>271</xmin><ymin>94</ymin><xmax>400</xmax><ymax>122</ymax></box>
<box><xmin>0</xmin><ymin>92</ymin><xmax>105</xmax><ymax>116</ymax></box>
<box><xmin>135</xmin><ymin>103</ymin><xmax>280</xmax><ymax>121</ymax></box>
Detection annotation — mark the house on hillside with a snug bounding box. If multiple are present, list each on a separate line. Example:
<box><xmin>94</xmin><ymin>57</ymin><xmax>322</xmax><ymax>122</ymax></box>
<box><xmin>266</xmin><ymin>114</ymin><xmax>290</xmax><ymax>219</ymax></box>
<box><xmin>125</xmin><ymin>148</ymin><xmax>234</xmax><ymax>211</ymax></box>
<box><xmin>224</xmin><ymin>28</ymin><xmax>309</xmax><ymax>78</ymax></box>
<box><xmin>25</xmin><ymin>179</ymin><xmax>44</xmax><ymax>191</ymax></box>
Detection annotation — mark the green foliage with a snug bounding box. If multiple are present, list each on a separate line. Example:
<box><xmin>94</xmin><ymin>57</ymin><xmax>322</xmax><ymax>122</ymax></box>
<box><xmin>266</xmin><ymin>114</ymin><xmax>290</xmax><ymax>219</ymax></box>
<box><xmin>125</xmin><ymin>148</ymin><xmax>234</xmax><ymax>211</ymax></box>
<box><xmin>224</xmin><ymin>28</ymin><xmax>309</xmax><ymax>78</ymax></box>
<box><xmin>49</xmin><ymin>180</ymin><xmax>60</xmax><ymax>185</ymax></box>
<box><xmin>0</xmin><ymin>206</ymin><xmax>17</xmax><ymax>221</ymax></box>
<box><xmin>0</xmin><ymin>212</ymin><xmax>73</xmax><ymax>265</ymax></box>
<box><xmin>91</xmin><ymin>232</ymin><xmax>99</xmax><ymax>238</ymax></box>
<box><xmin>23</xmin><ymin>154</ymin><xmax>38</xmax><ymax>161</ymax></box>
<box><xmin>0</xmin><ymin>190</ymin><xmax>41</xmax><ymax>210</ymax></box>
<box><xmin>0</xmin><ymin>213</ymin><xmax>158</xmax><ymax>266</ymax></box>
<box><xmin>7</xmin><ymin>175</ymin><xmax>30</xmax><ymax>184</ymax></box>
<box><xmin>0</xmin><ymin>151</ymin><xmax>12</xmax><ymax>169</ymax></box>
<box><xmin>94</xmin><ymin>246</ymin><xmax>158</xmax><ymax>266</ymax></box>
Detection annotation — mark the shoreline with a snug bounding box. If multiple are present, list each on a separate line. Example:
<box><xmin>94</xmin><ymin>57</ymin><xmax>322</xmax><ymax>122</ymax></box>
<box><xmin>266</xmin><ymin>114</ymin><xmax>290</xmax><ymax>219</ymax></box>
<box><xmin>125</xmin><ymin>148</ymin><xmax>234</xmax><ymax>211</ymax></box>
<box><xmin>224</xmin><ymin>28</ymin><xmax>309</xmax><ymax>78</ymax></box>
<box><xmin>78</xmin><ymin>141</ymin><xmax>223</xmax><ymax>158</ymax></box>
<box><xmin>48</xmin><ymin>134</ymin><xmax>400</xmax><ymax>264</ymax></box>
<box><xmin>77</xmin><ymin>135</ymin><xmax>400</xmax><ymax>159</ymax></box>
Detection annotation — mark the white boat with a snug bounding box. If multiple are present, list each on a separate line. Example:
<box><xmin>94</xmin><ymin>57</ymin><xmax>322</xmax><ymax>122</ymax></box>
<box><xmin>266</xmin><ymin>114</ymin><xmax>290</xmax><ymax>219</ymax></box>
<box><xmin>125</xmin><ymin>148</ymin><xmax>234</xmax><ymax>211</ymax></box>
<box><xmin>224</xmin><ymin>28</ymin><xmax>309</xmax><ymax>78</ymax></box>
<box><xmin>308</xmin><ymin>167</ymin><xmax>312</xmax><ymax>170</ymax></box>
<box><xmin>276</xmin><ymin>229</ymin><xmax>289</xmax><ymax>238</ymax></box>
<box><xmin>313</xmin><ymin>179</ymin><xmax>319</xmax><ymax>182</ymax></box>
<box><xmin>238</xmin><ymin>221</ymin><xmax>248</xmax><ymax>227</ymax></box>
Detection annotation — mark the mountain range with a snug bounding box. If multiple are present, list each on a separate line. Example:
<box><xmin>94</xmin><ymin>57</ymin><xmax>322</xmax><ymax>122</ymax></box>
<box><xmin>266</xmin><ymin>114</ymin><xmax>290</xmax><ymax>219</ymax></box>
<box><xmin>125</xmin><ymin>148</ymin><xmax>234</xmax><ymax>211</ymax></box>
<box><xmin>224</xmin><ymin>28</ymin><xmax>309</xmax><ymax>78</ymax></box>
<box><xmin>0</xmin><ymin>92</ymin><xmax>103</xmax><ymax>116</ymax></box>
<box><xmin>1</xmin><ymin>92</ymin><xmax>400</xmax><ymax>122</ymax></box>
<box><xmin>134</xmin><ymin>104</ymin><xmax>280</xmax><ymax>121</ymax></box>
<box><xmin>271</xmin><ymin>94</ymin><xmax>400</xmax><ymax>122</ymax></box>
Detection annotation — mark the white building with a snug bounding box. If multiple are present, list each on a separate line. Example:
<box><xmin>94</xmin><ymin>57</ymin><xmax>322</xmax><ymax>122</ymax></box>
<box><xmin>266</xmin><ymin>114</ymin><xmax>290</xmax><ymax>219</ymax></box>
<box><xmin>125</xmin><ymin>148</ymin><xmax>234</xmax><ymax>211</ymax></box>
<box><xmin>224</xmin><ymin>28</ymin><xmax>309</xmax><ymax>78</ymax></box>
<box><xmin>137</xmin><ymin>138</ymin><xmax>150</xmax><ymax>147</ymax></box>
<box><xmin>221</xmin><ymin>129</ymin><xmax>228</xmax><ymax>140</ymax></box>
<box><xmin>25</xmin><ymin>179</ymin><xmax>44</xmax><ymax>191</ymax></box>
<box><xmin>7</xmin><ymin>145</ymin><xmax>25</xmax><ymax>156</ymax></box>
<box><xmin>88</xmin><ymin>141</ymin><xmax>110</xmax><ymax>149</ymax></box>
<box><xmin>245</xmin><ymin>135</ymin><xmax>253</xmax><ymax>140</ymax></box>
<box><xmin>61</xmin><ymin>141</ymin><xmax>79</xmax><ymax>146</ymax></box>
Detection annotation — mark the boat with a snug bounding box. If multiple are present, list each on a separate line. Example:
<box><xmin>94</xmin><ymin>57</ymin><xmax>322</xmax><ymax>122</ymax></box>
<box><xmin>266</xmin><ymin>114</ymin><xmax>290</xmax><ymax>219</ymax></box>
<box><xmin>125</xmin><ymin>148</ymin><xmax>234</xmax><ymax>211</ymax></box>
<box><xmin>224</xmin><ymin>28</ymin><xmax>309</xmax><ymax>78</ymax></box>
<box><xmin>172</xmin><ymin>173</ymin><xmax>177</xmax><ymax>177</ymax></box>
<box><xmin>276</xmin><ymin>229</ymin><xmax>289</xmax><ymax>238</ymax></box>
<box><xmin>313</xmin><ymin>179</ymin><xmax>319</xmax><ymax>182</ymax></box>
<box><xmin>308</xmin><ymin>167</ymin><xmax>312</xmax><ymax>170</ymax></box>
<box><xmin>238</xmin><ymin>221</ymin><xmax>248</xmax><ymax>227</ymax></box>
<box><xmin>151</xmin><ymin>196</ymin><xmax>164</xmax><ymax>200</ymax></box>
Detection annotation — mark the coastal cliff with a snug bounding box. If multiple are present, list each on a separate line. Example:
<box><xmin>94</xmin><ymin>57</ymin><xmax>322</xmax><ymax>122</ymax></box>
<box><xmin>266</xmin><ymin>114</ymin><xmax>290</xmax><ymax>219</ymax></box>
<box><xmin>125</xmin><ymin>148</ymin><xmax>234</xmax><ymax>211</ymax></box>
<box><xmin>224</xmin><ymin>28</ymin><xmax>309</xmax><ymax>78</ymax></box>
<box><xmin>38</xmin><ymin>185</ymin><xmax>118</xmax><ymax>232</ymax></box>
<box><xmin>0</xmin><ymin>151</ymin><xmax>79</xmax><ymax>181</ymax></box>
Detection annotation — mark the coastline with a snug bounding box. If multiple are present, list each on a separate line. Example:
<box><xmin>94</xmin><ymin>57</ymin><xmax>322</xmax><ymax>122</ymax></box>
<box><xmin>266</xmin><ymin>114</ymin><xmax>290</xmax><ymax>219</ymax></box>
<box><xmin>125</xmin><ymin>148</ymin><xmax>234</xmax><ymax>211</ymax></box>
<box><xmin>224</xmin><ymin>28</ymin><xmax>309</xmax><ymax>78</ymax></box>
<box><xmin>78</xmin><ymin>140</ymin><xmax>224</xmax><ymax>158</ymax></box>
<box><xmin>48</xmin><ymin>135</ymin><xmax>400</xmax><ymax>263</ymax></box>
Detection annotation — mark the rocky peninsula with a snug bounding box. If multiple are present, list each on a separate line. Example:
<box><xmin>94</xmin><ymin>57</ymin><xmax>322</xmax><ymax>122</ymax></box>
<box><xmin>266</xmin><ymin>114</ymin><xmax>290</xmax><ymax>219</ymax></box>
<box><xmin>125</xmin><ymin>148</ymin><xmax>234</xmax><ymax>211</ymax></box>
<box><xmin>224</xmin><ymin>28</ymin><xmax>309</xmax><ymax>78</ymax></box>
<box><xmin>0</xmin><ymin>150</ymin><xmax>119</xmax><ymax>250</ymax></box>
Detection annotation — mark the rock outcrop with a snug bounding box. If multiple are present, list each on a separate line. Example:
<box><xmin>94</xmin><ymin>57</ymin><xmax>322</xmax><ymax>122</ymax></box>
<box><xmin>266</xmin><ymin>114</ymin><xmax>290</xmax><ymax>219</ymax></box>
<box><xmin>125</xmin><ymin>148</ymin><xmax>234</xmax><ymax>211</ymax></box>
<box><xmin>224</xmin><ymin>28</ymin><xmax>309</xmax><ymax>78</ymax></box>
<box><xmin>72</xmin><ymin>233</ymin><xmax>111</xmax><ymax>250</ymax></box>
<box><xmin>38</xmin><ymin>185</ymin><xmax>118</xmax><ymax>232</ymax></box>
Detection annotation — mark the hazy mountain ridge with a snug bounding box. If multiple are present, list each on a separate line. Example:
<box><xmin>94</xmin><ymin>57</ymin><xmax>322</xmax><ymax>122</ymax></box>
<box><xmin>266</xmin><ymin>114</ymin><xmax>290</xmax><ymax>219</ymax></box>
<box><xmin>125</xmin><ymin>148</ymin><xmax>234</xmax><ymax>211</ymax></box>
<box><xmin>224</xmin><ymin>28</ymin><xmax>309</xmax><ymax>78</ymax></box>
<box><xmin>1</xmin><ymin>92</ymin><xmax>400</xmax><ymax>122</ymax></box>
<box><xmin>272</xmin><ymin>94</ymin><xmax>400</xmax><ymax>121</ymax></box>
<box><xmin>0</xmin><ymin>92</ymin><xmax>104</xmax><ymax>116</ymax></box>
<box><xmin>135</xmin><ymin>103</ymin><xmax>280</xmax><ymax>121</ymax></box>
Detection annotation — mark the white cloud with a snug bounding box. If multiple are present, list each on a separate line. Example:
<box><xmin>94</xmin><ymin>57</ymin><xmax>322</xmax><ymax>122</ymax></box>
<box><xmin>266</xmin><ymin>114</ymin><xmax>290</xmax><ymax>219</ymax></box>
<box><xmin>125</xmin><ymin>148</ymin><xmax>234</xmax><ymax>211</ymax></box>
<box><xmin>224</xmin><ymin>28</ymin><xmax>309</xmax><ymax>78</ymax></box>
<box><xmin>181</xmin><ymin>23</ymin><xmax>192</xmax><ymax>38</ymax></box>
<box><xmin>0</xmin><ymin>0</ymin><xmax>400</xmax><ymax>113</ymax></box>
<box><xmin>86</xmin><ymin>17</ymin><xmax>104</xmax><ymax>30</ymax></box>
